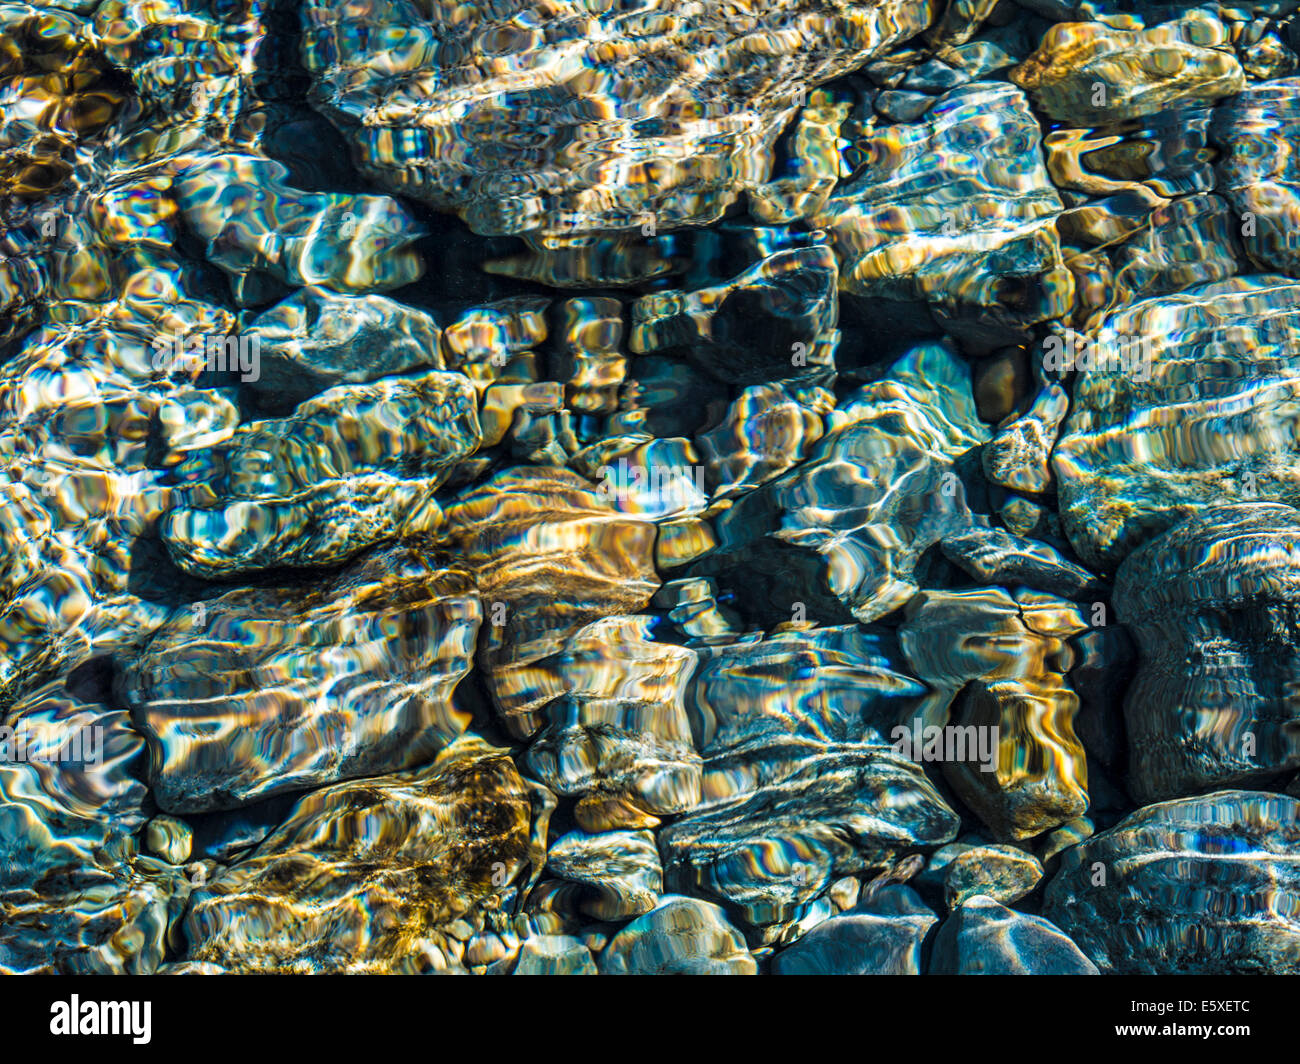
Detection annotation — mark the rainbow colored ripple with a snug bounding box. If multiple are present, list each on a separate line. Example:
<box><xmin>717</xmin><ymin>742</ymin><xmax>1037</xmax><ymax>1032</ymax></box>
<box><xmin>7</xmin><ymin>0</ymin><xmax>1300</xmax><ymax>978</ymax></box>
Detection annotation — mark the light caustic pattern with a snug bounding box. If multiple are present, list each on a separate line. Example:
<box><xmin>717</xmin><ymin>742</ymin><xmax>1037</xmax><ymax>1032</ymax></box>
<box><xmin>7</xmin><ymin>0</ymin><xmax>1300</xmax><ymax>978</ymax></box>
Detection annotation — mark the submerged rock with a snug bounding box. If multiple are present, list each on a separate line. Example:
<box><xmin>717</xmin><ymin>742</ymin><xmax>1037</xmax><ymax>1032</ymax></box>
<box><xmin>696</xmin><ymin>383</ymin><xmax>833</xmax><ymax>502</ymax></box>
<box><xmin>439</xmin><ymin>467</ymin><xmax>660</xmax><ymax>739</ymax></box>
<box><xmin>771</xmin><ymin>884</ymin><xmax>937</xmax><ymax>975</ymax></box>
<box><xmin>300</xmin><ymin>0</ymin><xmax>937</xmax><ymax>243</ymax></box>
<box><xmin>813</xmin><ymin>82</ymin><xmax>1070</xmax><ymax>341</ymax></box>
<box><xmin>539</xmin><ymin>830</ymin><xmax>662</xmax><ymax>921</ymax></box>
<box><xmin>0</xmin><ymin>280</ymin><xmax>236</xmax><ymax>703</ymax></box>
<box><xmin>703</xmin><ymin>342</ymin><xmax>989</xmax><ymax>625</ymax></box>
<box><xmin>577</xmin><ymin>435</ymin><xmax>710</xmax><ymax>521</ymax></box>
<box><xmin>0</xmin><ymin>679</ymin><xmax>189</xmax><ymax>974</ymax></box>
<box><xmin>555</xmin><ymin>297</ymin><xmax>625</xmax><ymax>416</ymax></box>
<box><xmin>630</xmin><ymin>247</ymin><xmax>840</xmax><ymax>386</ymax></box>
<box><xmin>243</xmin><ymin>287</ymin><xmax>443</xmax><ymax>410</ymax></box>
<box><xmin>1107</xmin><ymin>193</ymin><xmax>1244</xmax><ymax>308</ymax></box>
<box><xmin>512</xmin><ymin>935</ymin><xmax>597</xmax><ymax>975</ymax></box>
<box><xmin>943</xmin><ymin>844</ymin><xmax>1044</xmax><ymax>908</ymax></box>
<box><xmin>1213</xmin><ymin>78</ymin><xmax>1300</xmax><ymax>277</ymax></box>
<box><xmin>522</xmin><ymin>616</ymin><xmax>701</xmax><ymax>831</ymax></box>
<box><xmin>7</xmin><ymin>0</ymin><xmax>1300</xmax><ymax>983</ymax></box>
<box><xmin>653</xmin><ymin>577</ymin><xmax>742</xmax><ymax>639</ymax></box>
<box><xmin>0</xmin><ymin>4</ymin><xmax>123</xmax><ymax>201</ymax></box>
<box><xmin>937</xmin><ymin>525</ymin><xmax>1101</xmax><ymax>599</ymax></box>
<box><xmin>685</xmin><ymin>625</ymin><xmax>927</xmax><ymax>795</ymax></box>
<box><xmin>94</xmin><ymin>0</ymin><xmax>264</xmax><ymax>120</ymax></box>
<box><xmin>441</xmin><ymin>297</ymin><xmax>550</xmax><ymax>376</ymax></box>
<box><xmin>600</xmin><ymin>896</ymin><xmax>757</xmax><ymax>975</ymax></box>
<box><xmin>145</xmin><ymin>816</ymin><xmax>193</xmax><ymax>865</ymax></box>
<box><xmin>899</xmin><ymin>588</ymin><xmax>1090</xmax><ymax>840</ymax></box>
<box><xmin>1010</xmin><ymin>13</ymin><xmax>1244</xmax><ymax>123</ymax></box>
<box><xmin>664</xmin><ymin>747</ymin><xmax>958</xmax><ymax>929</ymax></box>
<box><xmin>748</xmin><ymin>91</ymin><xmax>854</xmax><ymax>224</ymax></box>
<box><xmin>184</xmin><ymin>738</ymin><xmax>533</xmax><ymax>974</ymax></box>
<box><xmin>162</xmin><ymin>370</ymin><xmax>480</xmax><ymax>577</ymax></box>
<box><xmin>1052</xmin><ymin>276</ymin><xmax>1300</xmax><ymax>569</ymax></box>
<box><xmin>173</xmin><ymin>154</ymin><xmax>425</xmax><ymax>304</ymax></box>
<box><xmin>931</xmin><ymin>895</ymin><xmax>1098</xmax><ymax>974</ymax></box>
<box><xmin>123</xmin><ymin>544</ymin><xmax>482</xmax><ymax>814</ymax></box>
<box><xmin>1043</xmin><ymin>790</ymin><xmax>1300</xmax><ymax>974</ymax></box>
<box><xmin>657</xmin><ymin>625</ymin><xmax>956</xmax><ymax>932</ymax></box>
<box><xmin>1114</xmin><ymin>504</ymin><xmax>1300</xmax><ymax>802</ymax></box>
<box><xmin>982</xmin><ymin>381</ymin><xmax>1068</xmax><ymax>494</ymax></box>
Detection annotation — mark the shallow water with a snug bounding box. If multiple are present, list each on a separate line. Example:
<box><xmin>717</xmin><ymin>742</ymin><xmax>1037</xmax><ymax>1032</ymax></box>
<box><xmin>4</xmin><ymin>0</ymin><xmax>1300</xmax><ymax>976</ymax></box>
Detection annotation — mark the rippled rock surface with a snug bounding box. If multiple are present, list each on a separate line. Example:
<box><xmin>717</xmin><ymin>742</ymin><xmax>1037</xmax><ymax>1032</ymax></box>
<box><xmin>1212</xmin><ymin>78</ymin><xmax>1300</xmax><ymax>276</ymax></box>
<box><xmin>300</xmin><ymin>0</ymin><xmax>937</xmax><ymax>244</ymax></box>
<box><xmin>1115</xmin><ymin>504</ymin><xmax>1300</xmax><ymax>803</ymax></box>
<box><xmin>512</xmin><ymin>934</ymin><xmax>597</xmax><ymax>975</ymax></box>
<box><xmin>600</xmin><ymin>896</ymin><xmax>757</xmax><ymax>975</ymax></box>
<box><xmin>173</xmin><ymin>154</ymin><xmax>425</xmax><ymax>302</ymax></box>
<box><xmin>124</xmin><ymin>544</ymin><xmax>482</xmax><ymax>813</ymax></box>
<box><xmin>696</xmin><ymin>382</ymin><xmax>833</xmax><ymax>501</ymax></box>
<box><xmin>522</xmin><ymin>616</ymin><xmax>701</xmax><ymax>831</ymax></box>
<box><xmin>1053</xmin><ymin>276</ymin><xmax>1300</xmax><ymax>569</ymax></box>
<box><xmin>660</xmin><ymin>746</ymin><xmax>958</xmax><ymax>933</ymax></box>
<box><xmin>813</xmin><ymin>82</ymin><xmax>1069</xmax><ymax>340</ymax></box>
<box><xmin>1106</xmin><ymin>193</ymin><xmax>1245</xmax><ymax>307</ymax></box>
<box><xmin>243</xmin><ymin>287</ymin><xmax>444</xmax><ymax>410</ymax></box>
<box><xmin>0</xmin><ymin>279</ymin><xmax>238</xmax><ymax>703</ymax></box>
<box><xmin>1010</xmin><ymin>13</ymin><xmax>1244</xmax><ymax>123</ymax></box>
<box><xmin>684</xmin><ymin>624</ymin><xmax>925</xmax><ymax>789</ymax></box>
<box><xmin>982</xmin><ymin>381</ymin><xmax>1067</xmax><ymax>494</ymax></box>
<box><xmin>705</xmin><ymin>342</ymin><xmax>989</xmax><ymax>624</ymax></box>
<box><xmin>899</xmin><ymin>587</ymin><xmax>1090</xmax><ymax>840</ymax></box>
<box><xmin>0</xmin><ymin>4</ymin><xmax>123</xmax><ymax>200</ymax></box>
<box><xmin>183</xmin><ymin>738</ymin><xmax>533</xmax><ymax>974</ymax></box>
<box><xmin>539</xmin><ymin>829</ymin><xmax>663</xmax><ymax>920</ymax></box>
<box><xmin>1043</xmin><ymin>791</ymin><xmax>1300</xmax><ymax>974</ymax></box>
<box><xmin>631</xmin><ymin>246</ymin><xmax>840</xmax><ymax>385</ymax></box>
<box><xmin>163</xmin><ymin>370</ymin><xmax>480</xmax><ymax>577</ymax></box>
<box><xmin>9</xmin><ymin>0</ymin><xmax>1300</xmax><ymax>981</ymax></box>
<box><xmin>661</xmin><ymin>624</ymin><xmax>958</xmax><ymax>933</ymax></box>
<box><xmin>0</xmin><ymin>678</ymin><xmax>188</xmax><ymax>974</ymax></box>
<box><xmin>440</xmin><ymin>467</ymin><xmax>660</xmax><ymax>738</ymax></box>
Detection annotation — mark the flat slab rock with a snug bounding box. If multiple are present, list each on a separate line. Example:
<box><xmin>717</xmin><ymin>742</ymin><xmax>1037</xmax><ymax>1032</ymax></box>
<box><xmin>123</xmin><ymin>543</ymin><xmax>482</xmax><ymax>814</ymax></box>
<box><xmin>301</xmin><ymin>0</ymin><xmax>939</xmax><ymax>243</ymax></box>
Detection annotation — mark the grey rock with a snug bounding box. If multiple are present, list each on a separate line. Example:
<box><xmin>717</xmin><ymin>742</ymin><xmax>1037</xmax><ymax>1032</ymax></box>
<box><xmin>1115</xmin><ymin>504</ymin><xmax>1300</xmax><ymax>802</ymax></box>
<box><xmin>244</xmin><ymin>286</ymin><xmax>443</xmax><ymax>409</ymax></box>
<box><xmin>1044</xmin><ymin>790</ymin><xmax>1300</xmax><ymax>974</ymax></box>
<box><xmin>512</xmin><ymin>935</ymin><xmax>597</xmax><ymax>975</ymax></box>
<box><xmin>902</xmin><ymin>59</ymin><xmax>970</xmax><ymax>93</ymax></box>
<box><xmin>772</xmin><ymin>885</ymin><xmax>937</xmax><ymax>975</ymax></box>
<box><xmin>931</xmin><ymin>895</ymin><xmax>1098</xmax><ymax>974</ymax></box>
<box><xmin>600</xmin><ymin>897</ymin><xmax>757</xmax><ymax>975</ymax></box>
<box><xmin>875</xmin><ymin>90</ymin><xmax>937</xmax><ymax>121</ymax></box>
